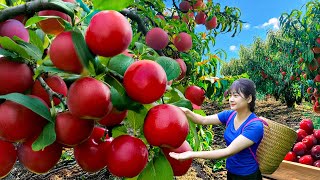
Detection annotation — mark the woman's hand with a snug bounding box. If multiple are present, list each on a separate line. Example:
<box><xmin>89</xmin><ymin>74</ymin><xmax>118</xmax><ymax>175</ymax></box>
<box><xmin>179</xmin><ymin>107</ymin><xmax>191</xmax><ymax>114</ymax></box>
<box><xmin>169</xmin><ymin>151</ymin><xmax>193</xmax><ymax>160</ymax></box>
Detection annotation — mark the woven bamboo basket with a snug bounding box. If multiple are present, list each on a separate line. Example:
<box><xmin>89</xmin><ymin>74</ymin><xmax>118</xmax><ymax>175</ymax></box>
<box><xmin>256</xmin><ymin>117</ymin><xmax>297</xmax><ymax>174</ymax></box>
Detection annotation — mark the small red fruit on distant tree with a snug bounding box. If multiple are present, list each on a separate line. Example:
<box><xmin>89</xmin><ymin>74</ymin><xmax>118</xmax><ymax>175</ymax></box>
<box><xmin>298</xmin><ymin>155</ymin><xmax>314</xmax><ymax>165</ymax></box>
<box><xmin>55</xmin><ymin>111</ymin><xmax>95</xmax><ymax>147</ymax></box>
<box><xmin>162</xmin><ymin>140</ymin><xmax>193</xmax><ymax>176</ymax></box>
<box><xmin>0</xmin><ymin>57</ymin><xmax>33</xmax><ymax>95</ymax></box>
<box><xmin>316</xmin><ymin>37</ymin><xmax>320</xmax><ymax>45</ymax></box>
<box><xmin>185</xmin><ymin>85</ymin><xmax>206</xmax><ymax>106</ymax></box>
<box><xmin>67</xmin><ymin>77</ymin><xmax>112</xmax><ymax>119</ymax></box>
<box><xmin>0</xmin><ymin>140</ymin><xmax>17</xmax><ymax>178</ymax></box>
<box><xmin>123</xmin><ymin>60</ymin><xmax>167</xmax><ymax>104</ymax></box>
<box><xmin>146</xmin><ymin>28</ymin><xmax>169</xmax><ymax>50</ymax></box>
<box><xmin>105</xmin><ymin>135</ymin><xmax>148</xmax><ymax>178</ymax></box>
<box><xmin>74</xmin><ymin>126</ymin><xmax>113</xmax><ymax>173</ymax></box>
<box><xmin>85</xmin><ymin>10</ymin><xmax>132</xmax><ymax>57</ymax></box>
<box><xmin>179</xmin><ymin>1</ymin><xmax>191</xmax><ymax>13</ymax></box>
<box><xmin>17</xmin><ymin>137</ymin><xmax>62</xmax><ymax>174</ymax></box>
<box><xmin>175</xmin><ymin>58</ymin><xmax>187</xmax><ymax>80</ymax></box>
<box><xmin>144</xmin><ymin>104</ymin><xmax>189</xmax><ymax>148</ymax></box>
<box><xmin>193</xmin><ymin>0</ymin><xmax>205</xmax><ymax>10</ymax></box>
<box><xmin>0</xmin><ymin>19</ymin><xmax>29</xmax><ymax>42</ymax></box>
<box><xmin>31</xmin><ymin>75</ymin><xmax>68</xmax><ymax>106</ymax></box>
<box><xmin>299</xmin><ymin>119</ymin><xmax>314</xmax><ymax>135</ymax></box>
<box><xmin>205</xmin><ymin>16</ymin><xmax>217</xmax><ymax>30</ymax></box>
<box><xmin>296</xmin><ymin>129</ymin><xmax>308</xmax><ymax>142</ymax></box>
<box><xmin>98</xmin><ymin>107</ymin><xmax>128</xmax><ymax>127</ymax></box>
<box><xmin>293</xmin><ymin>142</ymin><xmax>307</xmax><ymax>156</ymax></box>
<box><xmin>283</xmin><ymin>151</ymin><xmax>297</xmax><ymax>162</ymax></box>
<box><xmin>307</xmin><ymin>87</ymin><xmax>314</xmax><ymax>94</ymax></box>
<box><xmin>195</xmin><ymin>11</ymin><xmax>207</xmax><ymax>24</ymax></box>
<box><xmin>173</xmin><ymin>32</ymin><xmax>193</xmax><ymax>52</ymax></box>
<box><xmin>49</xmin><ymin>31</ymin><xmax>83</xmax><ymax>74</ymax></box>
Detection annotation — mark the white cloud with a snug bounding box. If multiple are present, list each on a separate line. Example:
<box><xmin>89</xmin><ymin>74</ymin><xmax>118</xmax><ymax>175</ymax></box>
<box><xmin>254</xmin><ymin>17</ymin><xmax>280</xmax><ymax>30</ymax></box>
<box><xmin>229</xmin><ymin>45</ymin><xmax>237</xmax><ymax>51</ymax></box>
<box><xmin>244</xmin><ymin>23</ymin><xmax>250</xmax><ymax>30</ymax></box>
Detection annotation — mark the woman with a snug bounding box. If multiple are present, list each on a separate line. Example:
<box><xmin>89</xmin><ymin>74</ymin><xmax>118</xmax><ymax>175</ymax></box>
<box><xmin>169</xmin><ymin>78</ymin><xmax>264</xmax><ymax>180</ymax></box>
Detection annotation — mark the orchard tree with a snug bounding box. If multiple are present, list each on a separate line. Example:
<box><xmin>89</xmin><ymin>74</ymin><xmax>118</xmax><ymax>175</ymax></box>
<box><xmin>0</xmin><ymin>0</ymin><xmax>244</xmax><ymax>178</ymax></box>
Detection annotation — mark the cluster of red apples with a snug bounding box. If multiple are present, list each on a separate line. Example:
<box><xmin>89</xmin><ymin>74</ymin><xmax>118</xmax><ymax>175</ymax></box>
<box><xmin>284</xmin><ymin>119</ymin><xmax>320</xmax><ymax>168</ymax></box>
<box><xmin>0</xmin><ymin>0</ymin><xmax>210</xmax><ymax>178</ymax></box>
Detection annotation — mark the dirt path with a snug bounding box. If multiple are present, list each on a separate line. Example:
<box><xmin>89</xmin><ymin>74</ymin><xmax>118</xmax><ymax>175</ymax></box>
<box><xmin>5</xmin><ymin>98</ymin><xmax>318</xmax><ymax>180</ymax></box>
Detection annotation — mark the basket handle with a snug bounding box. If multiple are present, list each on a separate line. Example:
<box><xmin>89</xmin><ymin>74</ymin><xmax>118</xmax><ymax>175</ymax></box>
<box><xmin>242</xmin><ymin>117</ymin><xmax>269</xmax><ymax>164</ymax></box>
<box><xmin>226</xmin><ymin>111</ymin><xmax>237</xmax><ymax>126</ymax></box>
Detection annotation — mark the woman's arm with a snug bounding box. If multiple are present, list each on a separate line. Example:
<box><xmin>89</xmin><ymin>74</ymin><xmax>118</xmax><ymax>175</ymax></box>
<box><xmin>169</xmin><ymin>135</ymin><xmax>255</xmax><ymax>160</ymax></box>
<box><xmin>180</xmin><ymin>107</ymin><xmax>222</xmax><ymax>125</ymax></box>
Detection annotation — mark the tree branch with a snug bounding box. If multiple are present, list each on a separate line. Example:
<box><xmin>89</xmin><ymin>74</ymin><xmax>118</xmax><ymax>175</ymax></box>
<box><xmin>0</xmin><ymin>0</ymin><xmax>73</xmax><ymax>22</ymax></box>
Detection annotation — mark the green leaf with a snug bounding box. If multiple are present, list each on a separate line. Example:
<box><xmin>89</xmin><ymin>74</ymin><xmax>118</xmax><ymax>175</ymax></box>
<box><xmin>0</xmin><ymin>93</ymin><xmax>53</xmax><ymax>122</ymax></box>
<box><xmin>155</xmin><ymin>56</ymin><xmax>180</xmax><ymax>81</ymax></box>
<box><xmin>189</xmin><ymin>121</ymin><xmax>200</xmax><ymax>151</ymax></box>
<box><xmin>108</xmin><ymin>54</ymin><xmax>134</xmax><ymax>76</ymax></box>
<box><xmin>126</xmin><ymin>108</ymin><xmax>148</xmax><ymax>134</ymax></box>
<box><xmin>14</xmin><ymin>39</ymin><xmax>43</xmax><ymax>61</ymax></box>
<box><xmin>71</xmin><ymin>29</ymin><xmax>96</xmax><ymax>71</ymax></box>
<box><xmin>111</xmin><ymin>125</ymin><xmax>127</xmax><ymax>138</ymax></box>
<box><xmin>92</xmin><ymin>0</ymin><xmax>134</xmax><ymax>11</ymax></box>
<box><xmin>28</xmin><ymin>30</ymin><xmax>44</xmax><ymax>53</ymax></box>
<box><xmin>0</xmin><ymin>48</ymin><xmax>18</xmax><ymax>58</ymax></box>
<box><xmin>138</xmin><ymin>152</ymin><xmax>173</xmax><ymax>180</ymax></box>
<box><xmin>171</xmin><ymin>99</ymin><xmax>192</xmax><ymax>110</ymax></box>
<box><xmin>32</xmin><ymin>122</ymin><xmax>56</xmax><ymax>151</ymax></box>
<box><xmin>50</xmin><ymin>0</ymin><xmax>75</xmax><ymax>19</ymax></box>
<box><xmin>0</xmin><ymin>36</ymin><xmax>29</xmax><ymax>59</ymax></box>
<box><xmin>25</xmin><ymin>16</ymin><xmax>51</xmax><ymax>28</ymax></box>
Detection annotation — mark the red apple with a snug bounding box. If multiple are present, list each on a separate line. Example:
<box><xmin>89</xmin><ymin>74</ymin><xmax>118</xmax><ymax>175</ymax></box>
<box><xmin>0</xmin><ymin>19</ymin><xmax>29</xmax><ymax>42</ymax></box>
<box><xmin>311</xmin><ymin>145</ymin><xmax>320</xmax><ymax>160</ymax></box>
<box><xmin>179</xmin><ymin>1</ymin><xmax>191</xmax><ymax>13</ymax></box>
<box><xmin>146</xmin><ymin>28</ymin><xmax>169</xmax><ymax>50</ymax></box>
<box><xmin>296</xmin><ymin>129</ymin><xmax>308</xmax><ymax>142</ymax></box>
<box><xmin>106</xmin><ymin>135</ymin><xmax>148</xmax><ymax>178</ymax></box>
<box><xmin>0</xmin><ymin>96</ymin><xmax>48</xmax><ymax>142</ymax></box>
<box><xmin>293</xmin><ymin>142</ymin><xmax>307</xmax><ymax>156</ymax></box>
<box><xmin>0</xmin><ymin>140</ymin><xmax>17</xmax><ymax>178</ymax></box>
<box><xmin>31</xmin><ymin>75</ymin><xmax>68</xmax><ymax>106</ymax></box>
<box><xmin>123</xmin><ymin>60</ymin><xmax>167</xmax><ymax>104</ymax></box>
<box><xmin>67</xmin><ymin>77</ymin><xmax>112</xmax><ymax>119</ymax></box>
<box><xmin>74</xmin><ymin>126</ymin><xmax>113</xmax><ymax>173</ymax></box>
<box><xmin>298</xmin><ymin>155</ymin><xmax>314</xmax><ymax>165</ymax></box>
<box><xmin>85</xmin><ymin>10</ymin><xmax>132</xmax><ymax>57</ymax></box>
<box><xmin>175</xmin><ymin>58</ymin><xmax>187</xmax><ymax>80</ymax></box>
<box><xmin>302</xmin><ymin>135</ymin><xmax>317</xmax><ymax>150</ymax></box>
<box><xmin>173</xmin><ymin>32</ymin><xmax>192</xmax><ymax>52</ymax></box>
<box><xmin>144</xmin><ymin>104</ymin><xmax>189</xmax><ymax>148</ymax></box>
<box><xmin>98</xmin><ymin>107</ymin><xmax>128</xmax><ymax>127</ymax></box>
<box><xmin>185</xmin><ymin>85</ymin><xmax>206</xmax><ymax>106</ymax></box>
<box><xmin>313</xmin><ymin>129</ymin><xmax>320</xmax><ymax>143</ymax></box>
<box><xmin>49</xmin><ymin>31</ymin><xmax>84</xmax><ymax>74</ymax></box>
<box><xmin>0</xmin><ymin>57</ymin><xmax>33</xmax><ymax>95</ymax></box>
<box><xmin>17</xmin><ymin>137</ymin><xmax>62</xmax><ymax>174</ymax></box>
<box><xmin>162</xmin><ymin>140</ymin><xmax>193</xmax><ymax>176</ymax></box>
<box><xmin>299</xmin><ymin>119</ymin><xmax>314</xmax><ymax>135</ymax></box>
<box><xmin>283</xmin><ymin>151</ymin><xmax>297</xmax><ymax>162</ymax></box>
<box><xmin>205</xmin><ymin>16</ymin><xmax>217</xmax><ymax>30</ymax></box>
<box><xmin>55</xmin><ymin>111</ymin><xmax>94</xmax><ymax>147</ymax></box>
<box><xmin>195</xmin><ymin>11</ymin><xmax>207</xmax><ymax>24</ymax></box>
<box><xmin>314</xmin><ymin>160</ymin><xmax>320</xmax><ymax>167</ymax></box>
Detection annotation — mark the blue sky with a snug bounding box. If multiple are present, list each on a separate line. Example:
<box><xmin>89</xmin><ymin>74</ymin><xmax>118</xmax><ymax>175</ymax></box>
<box><xmin>165</xmin><ymin>0</ymin><xmax>309</xmax><ymax>62</ymax></box>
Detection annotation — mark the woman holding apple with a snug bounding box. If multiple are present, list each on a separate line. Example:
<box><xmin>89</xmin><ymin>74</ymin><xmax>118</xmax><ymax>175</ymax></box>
<box><xmin>169</xmin><ymin>78</ymin><xmax>264</xmax><ymax>180</ymax></box>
